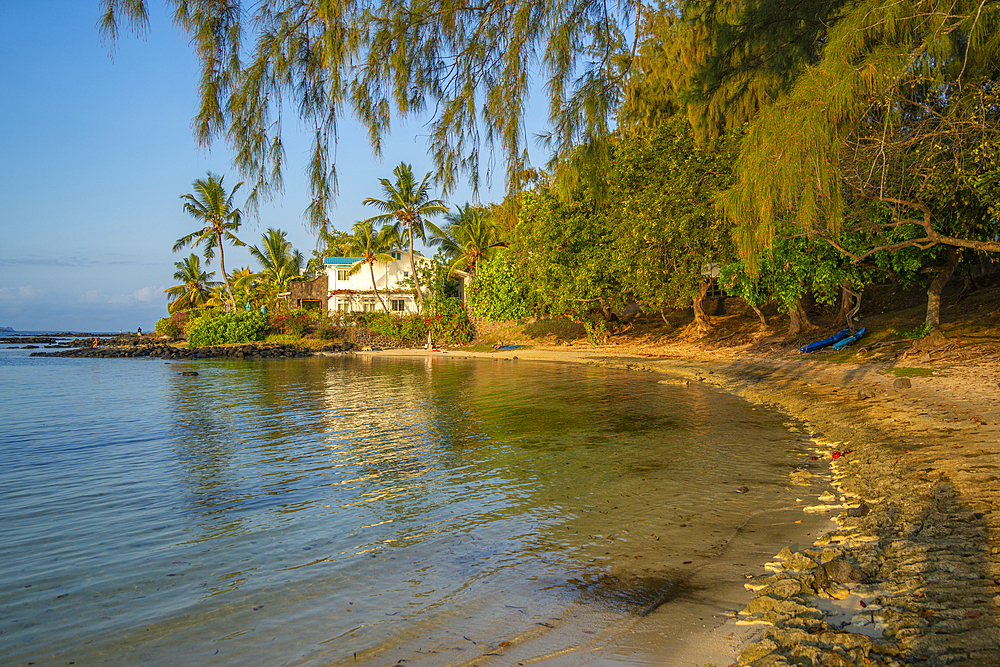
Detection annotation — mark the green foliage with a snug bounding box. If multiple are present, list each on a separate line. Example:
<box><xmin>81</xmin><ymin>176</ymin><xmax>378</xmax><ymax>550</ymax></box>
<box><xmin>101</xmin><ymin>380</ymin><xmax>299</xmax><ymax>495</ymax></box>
<box><xmin>893</xmin><ymin>323</ymin><xmax>933</xmax><ymax>340</ymax></box>
<box><xmin>513</xmin><ymin>114</ymin><xmax>739</xmax><ymax>330</ymax></box>
<box><xmin>187</xmin><ymin>311</ymin><xmax>268</xmax><ymax>346</ymax></box>
<box><xmin>317</xmin><ymin>325</ymin><xmax>339</xmax><ymax>341</ymax></box>
<box><xmin>268</xmin><ymin>309</ymin><xmax>314</xmax><ymax>337</ymax></box>
<box><xmin>155</xmin><ymin>317</ymin><xmax>181</xmax><ymax>338</ymax></box>
<box><xmin>164</xmin><ymin>253</ymin><xmax>217</xmax><ymax>313</ymax></box>
<box><xmin>154</xmin><ymin>311</ymin><xmax>193</xmax><ymax>338</ymax></box>
<box><xmin>250</xmin><ymin>228</ymin><xmax>304</xmax><ymax>293</ymax></box>
<box><xmin>423</xmin><ymin>250</ymin><xmax>462</xmax><ymax>312</ymax></box>
<box><xmin>516</xmin><ymin>187</ymin><xmax>623</xmax><ymax>322</ymax></box>
<box><xmin>365</xmin><ymin>312</ymin><xmax>428</xmax><ymax>343</ymax></box>
<box><xmin>687</xmin><ymin>0</ymin><xmax>1000</xmax><ymax>265</ymax></box>
<box><xmin>609</xmin><ymin>116</ymin><xmax>737</xmax><ymax>309</ymax></box>
<box><xmin>170</xmin><ymin>311</ymin><xmax>192</xmax><ymax>332</ymax></box>
<box><xmin>583</xmin><ymin>319</ymin><xmax>608</xmax><ymax>346</ymax></box>
<box><xmin>102</xmin><ymin>2</ymin><xmax>637</xmax><ymax>223</ymax></box>
<box><xmin>307</xmin><ymin>227</ymin><xmax>354</xmax><ymax>277</ymax></box>
<box><xmin>467</xmin><ymin>249</ymin><xmax>530</xmax><ymax>321</ymax></box>
<box><xmin>429</xmin><ymin>203</ymin><xmax>501</xmax><ymax>276</ymax></box>
<box><xmin>360</xmin><ymin>299</ymin><xmax>473</xmax><ymax>345</ymax></box>
<box><xmin>431</xmin><ymin>297</ymin><xmax>474</xmax><ymax>344</ymax></box>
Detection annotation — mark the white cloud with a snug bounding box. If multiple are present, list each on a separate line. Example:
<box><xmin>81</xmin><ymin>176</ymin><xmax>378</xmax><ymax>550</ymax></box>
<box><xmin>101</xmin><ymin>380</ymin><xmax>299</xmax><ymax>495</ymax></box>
<box><xmin>132</xmin><ymin>286</ymin><xmax>160</xmax><ymax>302</ymax></box>
<box><xmin>79</xmin><ymin>289</ymin><xmax>102</xmax><ymax>304</ymax></box>
<box><xmin>0</xmin><ymin>285</ymin><xmax>39</xmax><ymax>300</ymax></box>
<box><xmin>78</xmin><ymin>286</ymin><xmax>165</xmax><ymax>307</ymax></box>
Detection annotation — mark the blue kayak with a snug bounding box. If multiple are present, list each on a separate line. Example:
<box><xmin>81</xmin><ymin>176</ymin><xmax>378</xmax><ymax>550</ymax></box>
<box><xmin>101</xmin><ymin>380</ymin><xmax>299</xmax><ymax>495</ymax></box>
<box><xmin>800</xmin><ymin>328</ymin><xmax>850</xmax><ymax>353</ymax></box>
<box><xmin>831</xmin><ymin>327</ymin><xmax>866</xmax><ymax>350</ymax></box>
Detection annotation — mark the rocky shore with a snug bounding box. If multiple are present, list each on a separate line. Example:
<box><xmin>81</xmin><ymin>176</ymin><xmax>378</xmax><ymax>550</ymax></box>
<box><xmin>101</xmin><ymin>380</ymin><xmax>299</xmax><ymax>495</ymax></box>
<box><xmin>362</xmin><ymin>344</ymin><xmax>1000</xmax><ymax>665</ymax></box>
<box><xmin>598</xmin><ymin>355</ymin><xmax>1000</xmax><ymax>667</ymax></box>
<box><xmin>28</xmin><ymin>336</ymin><xmax>354</xmax><ymax>360</ymax></box>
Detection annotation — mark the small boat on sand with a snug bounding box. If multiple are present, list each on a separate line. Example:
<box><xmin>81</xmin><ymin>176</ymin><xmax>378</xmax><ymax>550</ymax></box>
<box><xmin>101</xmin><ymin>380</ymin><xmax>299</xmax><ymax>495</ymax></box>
<box><xmin>800</xmin><ymin>328</ymin><xmax>850</xmax><ymax>353</ymax></box>
<box><xmin>831</xmin><ymin>327</ymin><xmax>867</xmax><ymax>350</ymax></box>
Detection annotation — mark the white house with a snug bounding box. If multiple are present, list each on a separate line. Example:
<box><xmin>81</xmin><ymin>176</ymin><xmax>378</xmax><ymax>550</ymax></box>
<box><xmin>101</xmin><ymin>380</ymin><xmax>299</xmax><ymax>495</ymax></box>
<box><xmin>324</xmin><ymin>252</ymin><xmax>431</xmax><ymax>315</ymax></box>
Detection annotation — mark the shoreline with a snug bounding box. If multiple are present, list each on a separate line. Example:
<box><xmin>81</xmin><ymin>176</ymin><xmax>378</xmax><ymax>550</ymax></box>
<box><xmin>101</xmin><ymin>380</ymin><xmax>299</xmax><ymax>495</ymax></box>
<box><xmin>18</xmin><ymin>338</ymin><xmax>1000</xmax><ymax>663</ymax></box>
<box><xmin>359</xmin><ymin>345</ymin><xmax>1000</xmax><ymax>665</ymax></box>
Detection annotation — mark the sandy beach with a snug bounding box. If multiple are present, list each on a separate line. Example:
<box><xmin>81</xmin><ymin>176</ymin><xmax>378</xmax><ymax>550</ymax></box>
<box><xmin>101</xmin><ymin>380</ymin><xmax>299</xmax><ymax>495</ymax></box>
<box><xmin>356</xmin><ymin>343</ymin><xmax>1000</xmax><ymax>666</ymax></box>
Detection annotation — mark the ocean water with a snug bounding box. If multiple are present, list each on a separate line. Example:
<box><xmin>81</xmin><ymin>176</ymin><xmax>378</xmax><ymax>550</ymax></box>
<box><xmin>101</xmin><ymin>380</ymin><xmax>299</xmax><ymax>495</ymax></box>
<box><xmin>0</xmin><ymin>342</ymin><xmax>816</xmax><ymax>666</ymax></box>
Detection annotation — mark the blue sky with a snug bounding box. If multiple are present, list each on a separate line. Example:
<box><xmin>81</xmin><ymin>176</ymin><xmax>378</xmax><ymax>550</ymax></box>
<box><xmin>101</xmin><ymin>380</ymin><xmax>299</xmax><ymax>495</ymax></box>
<box><xmin>0</xmin><ymin>2</ymin><xmax>544</xmax><ymax>332</ymax></box>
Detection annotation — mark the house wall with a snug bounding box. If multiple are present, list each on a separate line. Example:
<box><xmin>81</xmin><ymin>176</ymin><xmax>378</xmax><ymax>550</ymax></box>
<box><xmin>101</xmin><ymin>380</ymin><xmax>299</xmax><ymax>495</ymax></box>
<box><xmin>287</xmin><ymin>275</ymin><xmax>328</xmax><ymax>309</ymax></box>
<box><xmin>326</xmin><ymin>254</ymin><xmax>429</xmax><ymax>315</ymax></box>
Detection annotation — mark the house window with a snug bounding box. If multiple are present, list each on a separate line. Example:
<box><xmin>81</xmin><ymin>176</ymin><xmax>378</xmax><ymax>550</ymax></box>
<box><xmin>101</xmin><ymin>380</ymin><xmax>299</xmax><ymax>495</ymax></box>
<box><xmin>363</xmin><ymin>300</ymin><xmax>377</xmax><ymax>312</ymax></box>
<box><xmin>703</xmin><ymin>280</ymin><xmax>727</xmax><ymax>299</ymax></box>
<box><xmin>337</xmin><ymin>269</ymin><xmax>348</xmax><ymax>281</ymax></box>
<box><xmin>403</xmin><ymin>270</ymin><xmax>409</xmax><ymax>279</ymax></box>
<box><xmin>391</xmin><ymin>299</ymin><xmax>405</xmax><ymax>312</ymax></box>
<box><xmin>391</xmin><ymin>252</ymin><xmax>401</xmax><ymax>260</ymax></box>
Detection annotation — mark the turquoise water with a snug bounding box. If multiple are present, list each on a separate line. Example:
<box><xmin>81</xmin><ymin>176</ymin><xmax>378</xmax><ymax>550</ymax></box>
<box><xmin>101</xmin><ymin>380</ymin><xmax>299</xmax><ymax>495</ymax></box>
<box><xmin>0</xmin><ymin>344</ymin><xmax>810</xmax><ymax>666</ymax></box>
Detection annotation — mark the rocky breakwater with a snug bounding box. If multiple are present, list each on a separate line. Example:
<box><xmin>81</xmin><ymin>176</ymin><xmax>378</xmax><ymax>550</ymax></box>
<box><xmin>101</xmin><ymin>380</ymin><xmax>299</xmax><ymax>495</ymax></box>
<box><xmin>30</xmin><ymin>337</ymin><xmax>354</xmax><ymax>360</ymax></box>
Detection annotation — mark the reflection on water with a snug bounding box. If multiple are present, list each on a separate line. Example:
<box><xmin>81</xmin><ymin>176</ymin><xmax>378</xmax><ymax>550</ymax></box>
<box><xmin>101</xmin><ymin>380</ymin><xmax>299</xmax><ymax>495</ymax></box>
<box><xmin>0</xmin><ymin>352</ymin><xmax>809</xmax><ymax>666</ymax></box>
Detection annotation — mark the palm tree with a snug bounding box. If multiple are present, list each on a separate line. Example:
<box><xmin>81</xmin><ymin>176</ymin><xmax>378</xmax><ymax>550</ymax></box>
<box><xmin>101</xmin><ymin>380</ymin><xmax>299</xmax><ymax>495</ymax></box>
<box><xmin>164</xmin><ymin>254</ymin><xmax>217</xmax><ymax>313</ymax></box>
<box><xmin>174</xmin><ymin>172</ymin><xmax>246</xmax><ymax>312</ymax></box>
<box><xmin>250</xmin><ymin>227</ymin><xmax>305</xmax><ymax>293</ymax></box>
<box><xmin>228</xmin><ymin>266</ymin><xmax>258</xmax><ymax>309</ymax></box>
<box><xmin>346</xmin><ymin>219</ymin><xmax>396</xmax><ymax>312</ymax></box>
<box><xmin>362</xmin><ymin>163</ymin><xmax>448</xmax><ymax>312</ymax></box>
<box><xmin>429</xmin><ymin>203</ymin><xmax>501</xmax><ymax>277</ymax></box>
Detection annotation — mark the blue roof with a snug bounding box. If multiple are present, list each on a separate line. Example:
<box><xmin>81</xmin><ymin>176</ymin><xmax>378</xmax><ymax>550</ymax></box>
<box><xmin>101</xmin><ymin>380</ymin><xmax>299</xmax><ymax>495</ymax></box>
<box><xmin>324</xmin><ymin>257</ymin><xmax>362</xmax><ymax>265</ymax></box>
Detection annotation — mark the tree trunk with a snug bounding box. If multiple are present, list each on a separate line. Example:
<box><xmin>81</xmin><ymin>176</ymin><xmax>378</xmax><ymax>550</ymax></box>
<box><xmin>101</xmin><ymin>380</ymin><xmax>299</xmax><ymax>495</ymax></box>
<box><xmin>408</xmin><ymin>220</ymin><xmax>424</xmax><ymax>313</ymax></box>
<box><xmin>749</xmin><ymin>302</ymin><xmax>767</xmax><ymax>329</ymax></box>
<box><xmin>925</xmin><ymin>247</ymin><xmax>960</xmax><ymax>331</ymax></box>
<box><xmin>835</xmin><ymin>284</ymin><xmax>850</xmax><ymax>323</ymax></box>
<box><xmin>787</xmin><ymin>298</ymin><xmax>815</xmax><ymax>337</ymax></box>
<box><xmin>692</xmin><ymin>281</ymin><xmax>712</xmax><ymax>333</ymax></box>
<box><xmin>836</xmin><ymin>284</ymin><xmax>862</xmax><ymax>330</ymax></box>
<box><xmin>370</xmin><ymin>262</ymin><xmax>389</xmax><ymax>312</ymax></box>
<box><xmin>217</xmin><ymin>231</ymin><xmax>236</xmax><ymax>313</ymax></box>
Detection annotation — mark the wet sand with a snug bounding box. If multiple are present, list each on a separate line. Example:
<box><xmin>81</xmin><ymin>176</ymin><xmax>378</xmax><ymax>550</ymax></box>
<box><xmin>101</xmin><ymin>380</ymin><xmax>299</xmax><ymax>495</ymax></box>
<box><xmin>354</xmin><ymin>345</ymin><xmax>1000</xmax><ymax>666</ymax></box>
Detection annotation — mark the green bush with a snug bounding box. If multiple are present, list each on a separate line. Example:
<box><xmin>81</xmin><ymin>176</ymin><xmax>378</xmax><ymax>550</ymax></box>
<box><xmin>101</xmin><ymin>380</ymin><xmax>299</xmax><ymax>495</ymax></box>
<box><xmin>156</xmin><ymin>311</ymin><xmax>194</xmax><ymax>338</ymax></box>
<box><xmin>363</xmin><ymin>300</ymin><xmax>473</xmax><ymax>345</ymax></box>
<box><xmin>367</xmin><ymin>312</ymin><xmax>428</xmax><ymax>342</ymax></box>
<box><xmin>317</xmin><ymin>326</ymin><xmax>339</xmax><ymax>341</ymax></box>
<box><xmin>430</xmin><ymin>297</ymin><xmax>473</xmax><ymax>344</ymax></box>
<box><xmin>188</xmin><ymin>311</ymin><xmax>268</xmax><ymax>346</ymax></box>
<box><xmin>467</xmin><ymin>249</ymin><xmax>530</xmax><ymax>321</ymax></box>
<box><xmin>892</xmin><ymin>323</ymin><xmax>933</xmax><ymax>340</ymax></box>
<box><xmin>155</xmin><ymin>317</ymin><xmax>181</xmax><ymax>338</ymax></box>
<box><xmin>268</xmin><ymin>309</ymin><xmax>313</xmax><ymax>337</ymax></box>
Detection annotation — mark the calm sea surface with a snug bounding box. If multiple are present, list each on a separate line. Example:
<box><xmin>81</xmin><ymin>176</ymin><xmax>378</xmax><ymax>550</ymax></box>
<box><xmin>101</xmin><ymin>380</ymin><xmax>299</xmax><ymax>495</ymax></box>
<box><xmin>0</xmin><ymin>340</ymin><xmax>812</xmax><ymax>666</ymax></box>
